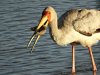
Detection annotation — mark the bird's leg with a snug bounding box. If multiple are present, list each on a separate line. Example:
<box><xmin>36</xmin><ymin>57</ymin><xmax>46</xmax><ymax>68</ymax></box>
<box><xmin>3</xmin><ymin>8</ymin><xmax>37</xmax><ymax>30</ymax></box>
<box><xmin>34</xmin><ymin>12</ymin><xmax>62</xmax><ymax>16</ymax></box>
<box><xmin>93</xmin><ymin>71</ymin><xmax>96</xmax><ymax>75</ymax></box>
<box><xmin>72</xmin><ymin>45</ymin><xmax>76</xmax><ymax>73</ymax></box>
<box><xmin>87</xmin><ymin>47</ymin><xmax>97</xmax><ymax>71</ymax></box>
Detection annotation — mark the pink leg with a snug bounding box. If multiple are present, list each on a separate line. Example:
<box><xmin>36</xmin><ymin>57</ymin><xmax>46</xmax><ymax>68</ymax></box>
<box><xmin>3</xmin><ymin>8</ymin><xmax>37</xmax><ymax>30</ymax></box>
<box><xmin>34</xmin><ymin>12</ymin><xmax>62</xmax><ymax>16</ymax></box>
<box><xmin>72</xmin><ymin>45</ymin><xmax>75</xmax><ymax>73</ymax></box>
<box><xmin>88</xmin><ymin>47</ymin><xmax>97</xmax><ymax>71</ymax></box>
<box><xmin>93</xmin><ymin>71</ymin><xmax>96</xmax><ymax>75</ymax></box>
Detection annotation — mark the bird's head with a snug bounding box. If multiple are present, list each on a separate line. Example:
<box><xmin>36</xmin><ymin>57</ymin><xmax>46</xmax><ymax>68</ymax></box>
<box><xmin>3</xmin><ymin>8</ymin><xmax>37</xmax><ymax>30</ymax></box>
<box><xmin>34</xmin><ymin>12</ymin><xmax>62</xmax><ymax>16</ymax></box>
<box><xmin>27</xmin><ymin>6</ymin><xmax>55</xmax><ymax>51</ymax></box>
<box><xmin>37</xmin><ymin>6</ymin><xmax>56</xmax><ymax>30</ymax></box>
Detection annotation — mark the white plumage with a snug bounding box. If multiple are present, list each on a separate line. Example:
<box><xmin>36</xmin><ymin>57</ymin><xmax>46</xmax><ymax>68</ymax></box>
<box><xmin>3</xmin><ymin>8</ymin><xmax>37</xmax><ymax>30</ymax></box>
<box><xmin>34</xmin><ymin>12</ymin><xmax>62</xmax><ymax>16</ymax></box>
<box><xmin>47</xmin><ymin>7</ymin><xmax>100</xmax><ymax>47</ymax></box>
<box><xmin>28</xmin><ymin>6</ymin><xmax>100</xmax><ymax>73</ymax></box>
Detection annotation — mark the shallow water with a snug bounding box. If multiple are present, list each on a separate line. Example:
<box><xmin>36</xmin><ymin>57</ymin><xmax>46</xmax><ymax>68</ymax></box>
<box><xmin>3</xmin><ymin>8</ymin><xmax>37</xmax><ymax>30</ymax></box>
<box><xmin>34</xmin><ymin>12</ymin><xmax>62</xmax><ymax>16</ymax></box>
<box><xmin>0</xmin><ymin>0</ymin><xmax>100</xmax><ymax>75</ymax></box>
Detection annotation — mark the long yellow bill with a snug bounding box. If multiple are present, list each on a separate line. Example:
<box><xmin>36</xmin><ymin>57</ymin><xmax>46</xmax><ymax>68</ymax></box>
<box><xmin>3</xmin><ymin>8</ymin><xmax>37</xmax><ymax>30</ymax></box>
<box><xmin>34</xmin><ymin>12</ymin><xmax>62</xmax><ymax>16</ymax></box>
<box><xmin>27</xmin><ymin>15</ymin><xmax>49</xmax><ymax>52</ymax></box>
<box><xmin>36</xmin><ymin>16</ymin><xmax>48</xmax><ymax>30</ymax></box>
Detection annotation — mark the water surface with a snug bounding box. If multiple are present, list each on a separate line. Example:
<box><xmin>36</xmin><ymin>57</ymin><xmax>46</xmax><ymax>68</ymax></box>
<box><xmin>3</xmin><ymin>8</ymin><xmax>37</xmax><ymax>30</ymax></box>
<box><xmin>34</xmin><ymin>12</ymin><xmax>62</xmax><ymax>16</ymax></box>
<box><xmin>0</xmin><ymin>0</ymin><xmax>100</xmax><ymax>75</ymax></box>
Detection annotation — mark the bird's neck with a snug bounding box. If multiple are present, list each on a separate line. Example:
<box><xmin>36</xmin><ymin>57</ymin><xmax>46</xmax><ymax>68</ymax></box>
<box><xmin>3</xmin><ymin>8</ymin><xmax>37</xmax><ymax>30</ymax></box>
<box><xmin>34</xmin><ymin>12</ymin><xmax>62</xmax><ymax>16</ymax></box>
<box><xmin>48</xmin><ymin>13</ymin><xmax>77</xmax><ymax>46</ymax></box>
<box><xmin>49</xmin><ymin>15</ymin><xmax>61</xmax><ymax>39</ymax></box>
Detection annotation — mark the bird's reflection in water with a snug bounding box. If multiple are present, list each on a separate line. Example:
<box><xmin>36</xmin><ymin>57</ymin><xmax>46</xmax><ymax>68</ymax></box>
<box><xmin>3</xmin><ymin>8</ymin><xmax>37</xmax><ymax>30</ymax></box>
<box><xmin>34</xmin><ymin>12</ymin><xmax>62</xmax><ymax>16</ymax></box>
<box><xmin>71</xmin><ymin>71</ymin><xmax>97</xmax><ymax>75</ymax></box>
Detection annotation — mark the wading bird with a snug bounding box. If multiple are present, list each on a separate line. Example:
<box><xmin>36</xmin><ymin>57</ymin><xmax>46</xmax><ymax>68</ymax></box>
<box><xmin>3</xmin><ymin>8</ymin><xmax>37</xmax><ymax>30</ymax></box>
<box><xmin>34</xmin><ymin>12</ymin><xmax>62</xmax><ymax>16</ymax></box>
<box><xmin>28</xmin><ymin>6</ymin><xmax>100</xmax><ymax>73</ymax></box>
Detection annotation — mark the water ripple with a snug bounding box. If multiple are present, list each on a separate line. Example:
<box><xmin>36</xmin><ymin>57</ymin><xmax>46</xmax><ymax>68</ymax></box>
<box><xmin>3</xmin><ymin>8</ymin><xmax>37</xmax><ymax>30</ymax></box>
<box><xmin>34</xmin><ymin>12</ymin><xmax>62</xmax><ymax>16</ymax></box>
<box><xmin>0</xmin><ymin>0</ymin><xmax>100</xmax><ymax>75</ymax></box>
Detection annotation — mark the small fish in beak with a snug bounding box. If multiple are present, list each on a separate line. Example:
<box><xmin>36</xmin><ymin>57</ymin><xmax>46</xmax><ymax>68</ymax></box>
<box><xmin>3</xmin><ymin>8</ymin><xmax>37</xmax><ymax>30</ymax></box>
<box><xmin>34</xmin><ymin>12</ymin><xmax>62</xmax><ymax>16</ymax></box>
<box><xmin>27</xmin><ymin>17</ymin><xmax>49</xmax><ymax>52</ymax></box>
<box><xmin>27</xmin><ymin>10</ymin><xmax>50</xmax><ymax>52</ymax></box>
<box><xmin>31</xmin><ymin>25</ymin><xmax>46</xmax><ymax>35</ymax></box>
<box><xmin>27</xmin><ymin>25</ymin><xmax>46</xmax><ymax>52</ymax></box>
